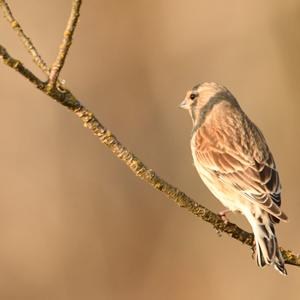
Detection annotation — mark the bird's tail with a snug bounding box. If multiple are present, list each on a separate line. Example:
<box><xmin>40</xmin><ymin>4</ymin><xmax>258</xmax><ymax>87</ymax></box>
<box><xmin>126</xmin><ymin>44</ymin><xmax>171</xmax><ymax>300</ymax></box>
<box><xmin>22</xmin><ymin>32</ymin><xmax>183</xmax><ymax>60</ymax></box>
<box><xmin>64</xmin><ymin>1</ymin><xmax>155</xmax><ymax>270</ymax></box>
<box><xmin>248</xmin><ymin>212</ymin><xmax>287</xmax><ymax>276</ymax></box>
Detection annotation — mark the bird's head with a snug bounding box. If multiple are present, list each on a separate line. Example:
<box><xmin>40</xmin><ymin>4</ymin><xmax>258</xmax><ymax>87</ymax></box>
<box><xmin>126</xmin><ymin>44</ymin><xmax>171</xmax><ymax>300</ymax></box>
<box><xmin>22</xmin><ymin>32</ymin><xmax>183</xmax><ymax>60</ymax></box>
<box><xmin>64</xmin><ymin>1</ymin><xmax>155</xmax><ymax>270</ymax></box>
<box><xmin>180</xmin><ymin>82</ymin><xmax>237</xmax><ymax>126</ymax></box>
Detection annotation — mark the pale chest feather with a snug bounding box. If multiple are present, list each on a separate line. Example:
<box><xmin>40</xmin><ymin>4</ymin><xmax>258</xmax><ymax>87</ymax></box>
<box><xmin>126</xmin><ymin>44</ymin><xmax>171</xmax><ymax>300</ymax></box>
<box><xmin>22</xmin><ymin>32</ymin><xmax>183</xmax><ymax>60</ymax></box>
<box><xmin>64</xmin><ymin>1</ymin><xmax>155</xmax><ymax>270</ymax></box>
<box><xmin>191</xmin><ymin>135</ymin><xmax>249</xmax><ymax>212</ymax></box>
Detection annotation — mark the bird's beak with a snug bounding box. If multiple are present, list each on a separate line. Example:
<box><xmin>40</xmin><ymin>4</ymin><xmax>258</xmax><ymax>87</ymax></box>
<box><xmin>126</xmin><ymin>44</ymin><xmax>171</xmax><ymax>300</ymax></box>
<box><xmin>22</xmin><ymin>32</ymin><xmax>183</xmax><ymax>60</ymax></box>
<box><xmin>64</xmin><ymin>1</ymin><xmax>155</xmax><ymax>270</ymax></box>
<box><xmin>179</xmin><ymin>99</ymin><xmax>189</xmax><ymax>109</ymax></box>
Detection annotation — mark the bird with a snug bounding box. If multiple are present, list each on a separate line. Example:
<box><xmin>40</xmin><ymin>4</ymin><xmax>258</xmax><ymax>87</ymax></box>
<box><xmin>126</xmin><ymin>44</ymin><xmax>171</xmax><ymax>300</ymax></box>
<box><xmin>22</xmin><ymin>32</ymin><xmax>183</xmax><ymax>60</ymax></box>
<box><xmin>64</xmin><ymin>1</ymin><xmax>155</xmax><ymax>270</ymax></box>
<box><xmin>180</xmin><ymin>82</ymin><xmax>288</xmax><ymax>275</ymax></box>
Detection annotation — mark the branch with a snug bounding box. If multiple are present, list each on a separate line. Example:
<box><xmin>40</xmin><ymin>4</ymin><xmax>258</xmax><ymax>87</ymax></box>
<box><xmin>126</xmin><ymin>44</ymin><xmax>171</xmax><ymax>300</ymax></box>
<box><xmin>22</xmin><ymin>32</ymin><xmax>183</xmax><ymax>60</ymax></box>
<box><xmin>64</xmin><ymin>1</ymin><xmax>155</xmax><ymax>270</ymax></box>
<box><xmin>48</xmin><ymin>0</ymin><xmax>82</xmax><ymax>90</ymax></box>
<box><xmin>0</xmin><ymin>1</ymin><xmax>299</xmax><ymax>269</ymax></box>
<box><xmin>0</xmin><ymin>45</ymin><xmax>45</xmax><ymax>90</ymax></box>
<box><xmin>0</xmin><ymin>0</ymin><xmax>49</xmax><ymax>75</ymax></box>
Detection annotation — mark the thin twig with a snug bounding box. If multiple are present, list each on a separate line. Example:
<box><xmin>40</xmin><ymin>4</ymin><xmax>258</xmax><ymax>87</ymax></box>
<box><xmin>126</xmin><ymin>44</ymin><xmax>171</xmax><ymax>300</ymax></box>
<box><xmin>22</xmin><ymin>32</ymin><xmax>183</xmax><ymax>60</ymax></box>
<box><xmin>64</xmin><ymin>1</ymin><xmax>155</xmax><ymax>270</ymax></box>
<box><xmin>0</xmin><ymin>44</ymin><xmax>45</xmax><ymax>90</ymax></box>
<box><xmin>0</xmin><ymin>0</ymin><xmax>49</xmax><ymax>75</ymax></box>
<box><xmin>1</xmin><ymin>45</ymin><xmax>299</xmax><ymax>268</ymax></box>
<box><xmin>47</xmin><ymin>0</ymin><xmax>82</xmax><ymax>90</ymax></box>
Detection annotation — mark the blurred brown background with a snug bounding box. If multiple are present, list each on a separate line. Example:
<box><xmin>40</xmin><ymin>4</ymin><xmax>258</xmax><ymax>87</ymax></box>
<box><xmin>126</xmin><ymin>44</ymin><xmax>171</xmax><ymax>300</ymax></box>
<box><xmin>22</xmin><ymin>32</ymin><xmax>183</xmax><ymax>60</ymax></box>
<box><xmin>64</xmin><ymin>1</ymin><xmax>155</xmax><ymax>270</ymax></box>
<box><xmin>0</xmin><ymin>0</ymin><xmax>300</xmax><ymax>299</ymax></box>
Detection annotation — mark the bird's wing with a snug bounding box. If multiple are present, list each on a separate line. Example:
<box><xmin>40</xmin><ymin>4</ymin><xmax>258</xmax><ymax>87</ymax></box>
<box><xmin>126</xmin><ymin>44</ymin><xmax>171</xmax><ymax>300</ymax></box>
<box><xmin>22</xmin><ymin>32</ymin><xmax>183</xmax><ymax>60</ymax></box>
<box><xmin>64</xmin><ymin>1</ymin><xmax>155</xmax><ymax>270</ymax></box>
<box><xmin>193</xmin><ymin>124</ymin><xmax>287</xmax><ymax>222</ymax></box>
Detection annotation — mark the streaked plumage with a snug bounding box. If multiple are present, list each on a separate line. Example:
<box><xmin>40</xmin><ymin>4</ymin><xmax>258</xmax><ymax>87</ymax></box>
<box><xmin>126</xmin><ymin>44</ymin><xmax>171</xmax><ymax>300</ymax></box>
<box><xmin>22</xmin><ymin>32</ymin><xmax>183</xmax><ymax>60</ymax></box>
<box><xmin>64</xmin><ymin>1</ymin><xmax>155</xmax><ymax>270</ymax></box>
<box><xmin>180</xmin><ymin>82</ymin><xmax>287</xmax><ymax>275</ymax></box>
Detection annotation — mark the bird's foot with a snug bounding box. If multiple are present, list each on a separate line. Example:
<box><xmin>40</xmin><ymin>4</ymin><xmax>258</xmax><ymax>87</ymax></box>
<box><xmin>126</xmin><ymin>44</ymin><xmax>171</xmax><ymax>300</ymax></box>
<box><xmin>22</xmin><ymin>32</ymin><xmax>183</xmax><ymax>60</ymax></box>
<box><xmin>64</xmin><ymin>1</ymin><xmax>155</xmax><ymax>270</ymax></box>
<box><xmin>218</xmin><ymin>209</ymin><xmax>231</xmax><ymax>224</ymax></box>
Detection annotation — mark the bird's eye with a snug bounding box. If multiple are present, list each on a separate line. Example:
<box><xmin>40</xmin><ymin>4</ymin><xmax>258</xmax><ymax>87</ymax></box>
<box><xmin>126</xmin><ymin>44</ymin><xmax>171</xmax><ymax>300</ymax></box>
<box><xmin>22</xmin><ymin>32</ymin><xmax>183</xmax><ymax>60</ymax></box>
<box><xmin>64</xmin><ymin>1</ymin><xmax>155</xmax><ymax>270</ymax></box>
<box><xmin>190</xmin><ymin>93</ymin><xmax>197</xmax><ymax>100</ymax></box>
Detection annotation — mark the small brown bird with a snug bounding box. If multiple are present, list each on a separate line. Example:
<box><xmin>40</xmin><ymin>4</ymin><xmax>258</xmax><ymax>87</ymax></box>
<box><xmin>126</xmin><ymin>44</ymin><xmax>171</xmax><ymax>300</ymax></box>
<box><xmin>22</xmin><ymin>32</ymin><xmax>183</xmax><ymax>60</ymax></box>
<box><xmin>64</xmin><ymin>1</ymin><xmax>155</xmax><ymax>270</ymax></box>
<box><xmin>180</xmin><ymin>82</ymin><xmax>288</xmax><ymax>275</ymax></box>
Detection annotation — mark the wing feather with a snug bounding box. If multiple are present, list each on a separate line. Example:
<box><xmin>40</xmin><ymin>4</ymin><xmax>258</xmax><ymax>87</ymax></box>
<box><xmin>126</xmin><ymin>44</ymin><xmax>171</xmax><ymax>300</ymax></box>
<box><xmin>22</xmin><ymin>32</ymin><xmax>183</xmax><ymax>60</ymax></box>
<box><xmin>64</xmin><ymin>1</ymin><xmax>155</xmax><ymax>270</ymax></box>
<box><xmin>193</xmin><ymin>122</ymin><xmax>287</xmax><ymax>222</ymax></box>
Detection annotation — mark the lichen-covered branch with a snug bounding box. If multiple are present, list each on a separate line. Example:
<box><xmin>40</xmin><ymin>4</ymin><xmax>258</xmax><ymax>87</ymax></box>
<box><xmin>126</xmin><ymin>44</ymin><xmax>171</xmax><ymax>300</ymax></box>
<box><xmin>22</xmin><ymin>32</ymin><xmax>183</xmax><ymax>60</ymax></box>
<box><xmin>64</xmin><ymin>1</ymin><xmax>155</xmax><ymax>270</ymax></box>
<box><xmin>0</xmin><ymin>0</ymin><xmax>49</xmax><ymax>75</ymax></box>
<box><xmin>48</xmin><ymin>0</ymin><xmax>82</xmax><ymax>90</ymax></box>
<box><xmin>1</xmin><ymin>45</ymin><xmax>299</xmax><ymax>267</ymax></box>
<box><xmin>0</xmin><ymin>45</ymin><xmax>45</xmax><ymax>90</ymax></box>
<box><xmin>0</xmin><ymin>1</ymin><xmax>299</xmax><ymax>269</ymax></box>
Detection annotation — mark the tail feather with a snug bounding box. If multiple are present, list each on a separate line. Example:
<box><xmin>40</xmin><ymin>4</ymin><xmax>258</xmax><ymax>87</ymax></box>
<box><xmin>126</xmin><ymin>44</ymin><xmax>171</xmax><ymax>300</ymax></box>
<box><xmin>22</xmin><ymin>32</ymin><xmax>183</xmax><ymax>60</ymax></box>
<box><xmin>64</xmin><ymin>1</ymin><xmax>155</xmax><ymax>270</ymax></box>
<box><xmin>256</xmin><ymin>242</ymin><xmax>267</xmax><ymax>267</ymax></box>
<box><xmin>248</xmin><ymin>212</ymin><xmax>287</xmax><ymax>276</ymax></box>
<box><xmin>255</xmin><ymin>224</ymin><xmax>276</xmax><ymax>266</ymax></box>
<box><xmin>274</xmin><ymin>246</ymin><xmax>287</xmax><ymax>276</ymax></box>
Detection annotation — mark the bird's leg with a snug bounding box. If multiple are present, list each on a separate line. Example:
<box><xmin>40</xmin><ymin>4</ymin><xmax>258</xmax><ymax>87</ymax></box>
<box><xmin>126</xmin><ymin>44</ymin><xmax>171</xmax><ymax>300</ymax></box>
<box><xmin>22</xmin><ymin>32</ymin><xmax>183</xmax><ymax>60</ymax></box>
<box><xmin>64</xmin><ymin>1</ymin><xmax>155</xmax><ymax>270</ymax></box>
<box><xmin>218</xmin><ymin>209</ymin><xmax>231</xmax><ymax>224</ymax></box>
<box><xmin>216</xmin><ymin>209</ymin><xmax>232</xmax><ymax>237</ymax></box>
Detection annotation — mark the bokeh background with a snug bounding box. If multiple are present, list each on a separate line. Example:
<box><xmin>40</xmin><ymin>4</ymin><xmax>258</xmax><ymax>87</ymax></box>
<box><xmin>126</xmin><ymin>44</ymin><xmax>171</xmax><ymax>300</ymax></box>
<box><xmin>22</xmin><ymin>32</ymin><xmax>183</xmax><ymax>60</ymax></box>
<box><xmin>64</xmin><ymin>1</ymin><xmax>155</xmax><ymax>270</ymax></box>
<box><xmin>0</xmin><ymin>0</ymin><xmax>300</xmax><ymax>299</ymax></box>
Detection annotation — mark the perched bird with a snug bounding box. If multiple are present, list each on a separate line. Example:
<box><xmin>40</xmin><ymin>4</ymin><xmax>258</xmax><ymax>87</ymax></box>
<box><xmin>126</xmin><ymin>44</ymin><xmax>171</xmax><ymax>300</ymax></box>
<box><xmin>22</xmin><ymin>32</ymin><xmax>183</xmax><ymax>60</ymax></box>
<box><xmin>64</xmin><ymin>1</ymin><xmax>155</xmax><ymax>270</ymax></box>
<box><xmin>180</xmin><ymin>82</ymin><xmax>288</xmax><ymax>275</ymax></box>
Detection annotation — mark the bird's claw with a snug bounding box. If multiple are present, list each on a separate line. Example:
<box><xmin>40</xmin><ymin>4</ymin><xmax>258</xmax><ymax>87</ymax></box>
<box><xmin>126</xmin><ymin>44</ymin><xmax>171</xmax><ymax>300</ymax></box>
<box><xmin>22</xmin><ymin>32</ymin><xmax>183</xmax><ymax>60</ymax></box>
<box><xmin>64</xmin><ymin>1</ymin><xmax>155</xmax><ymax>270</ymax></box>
<box><xmin>218</xmin><ymin>209</ymin><xmax>230</xmax><ymax>224</ymax></box>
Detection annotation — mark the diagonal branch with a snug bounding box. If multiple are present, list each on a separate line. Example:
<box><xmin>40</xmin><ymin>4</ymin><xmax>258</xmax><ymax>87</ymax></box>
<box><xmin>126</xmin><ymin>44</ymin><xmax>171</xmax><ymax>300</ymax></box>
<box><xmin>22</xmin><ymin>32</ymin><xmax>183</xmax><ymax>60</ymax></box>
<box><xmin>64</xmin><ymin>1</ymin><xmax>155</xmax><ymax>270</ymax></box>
<box><xmin>0</xmin><ymin>1</ymin><xmax>299</xmax><ymax>270</ymax></box>
<box><xmin>0</xmin><ymin>0</ymin><xmax>49</xmax><ymax>75</ymax></box>
<box><xmin>47</xmin><ymin>0</ymin><xmax>82</xmax><ymax>90</ymax></box>
<box><xmin>0</xmin><ymin>44</ymin><xmax>45</xmax><ymax>90</ymax></box>
<box><xmin>1</xmin><ymin>45</ymin><xmax>299</xmax><ymax>268</ymax></box>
